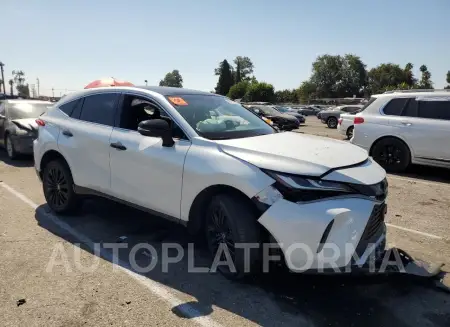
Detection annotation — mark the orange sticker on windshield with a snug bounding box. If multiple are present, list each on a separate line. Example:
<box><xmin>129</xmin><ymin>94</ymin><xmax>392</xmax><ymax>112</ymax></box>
<box><xmin>168</xmin><ymin>97</ymin><xmax>188</xmax><ymax>106</ymax></box>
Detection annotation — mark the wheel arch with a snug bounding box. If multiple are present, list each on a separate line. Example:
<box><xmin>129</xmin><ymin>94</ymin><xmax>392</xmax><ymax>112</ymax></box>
<box><xmin>39</xmin><ymin>150</ymin><xmax>71</xmax><ymax>179</ymax></box>
<box><xmin>187</xmin><ymin>184</ymin><xmax>258</xmax><ymax>235</ymax></box>
<box><xmin>369</xmin><ymin>135</ymin><xmax>412</xmax><ymax>158</ymax></box>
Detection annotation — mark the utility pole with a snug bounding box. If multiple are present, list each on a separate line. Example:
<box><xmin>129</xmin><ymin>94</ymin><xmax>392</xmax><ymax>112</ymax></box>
<box><xmin>36</xmin><ymin>78</ymin><xmax>40</xmax><ymax>97</ymax></box>
<box><xmin>0</xmin><ymin>62</ymin><xmax>5</xmax><ymax>95</ymax></box>
<box><xmin>52</xmin><ymin>87</ymin><xmax>54</xmax><ymax>98</ymax></box>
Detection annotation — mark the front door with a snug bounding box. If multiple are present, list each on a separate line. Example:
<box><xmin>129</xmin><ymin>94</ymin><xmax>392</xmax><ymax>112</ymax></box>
<box><xmin>109</xmin><ymin>93</ymin><xmax>191</xmax><ymax>219</ymax></box>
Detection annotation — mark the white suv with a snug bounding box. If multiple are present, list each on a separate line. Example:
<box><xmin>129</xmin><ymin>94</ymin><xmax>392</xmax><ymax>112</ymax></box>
<box><xmin>351</xmin><ymin>90</ymin><xmax>450</xmax><ymax>172</ymax></box>
<box><xmin>34</xmin><ymin>86</ymin><xmax>387</xmax><ymax>278</ymax></box>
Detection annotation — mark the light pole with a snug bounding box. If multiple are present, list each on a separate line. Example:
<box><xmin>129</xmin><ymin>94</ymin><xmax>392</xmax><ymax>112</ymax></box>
<box><xmin>0</xmin><ymin>62</ymin><xmax>5</xmax><ymax>95</ymax></box>
<box><xmin>145</xmin><ymin>80</ymin><xmax>148</xmax><ymax>86</ymax></box>
<box><xmin>36</xmin><ymin>78</ymin><xmax>40</xmax><ymax>97</ymax></box>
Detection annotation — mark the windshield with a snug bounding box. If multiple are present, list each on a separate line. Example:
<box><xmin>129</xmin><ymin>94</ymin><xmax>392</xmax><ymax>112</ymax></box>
<box><xmin>275</xmin><ymin>106</ymin><xmax>288</xmax><ymax>113</ymax></box>
<box><xmin>167</xmin><ymin>95</ymin><xmax>275</xmax><ymax>140</ymax></box>
<box><xmin>8</xmin><ymin>102</ymin><xmax>51</xmax><ymax>120</ymax></box>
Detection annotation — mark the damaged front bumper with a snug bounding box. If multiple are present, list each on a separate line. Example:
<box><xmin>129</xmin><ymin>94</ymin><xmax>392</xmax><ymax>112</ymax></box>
<box><xmin>257</xmin><ymin>196</ymin><xmax>387</xmax><ymax>272</ymax></box>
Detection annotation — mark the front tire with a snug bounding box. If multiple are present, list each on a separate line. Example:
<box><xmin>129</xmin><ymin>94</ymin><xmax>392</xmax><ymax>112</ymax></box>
<box><xmin>5</xmin><ymin>135</ymin><xmax>17</xmax><ymax>160</ymax></box>
<box><xmin>371</xmin><ymin>138</ymin><xmax>410</xmax><ymax>173</ymax></box>
<box><xmin>42</xmin><ymin>159</ymin><xmax>79</xmax><ymax>214</ymax></box>
<box><xmin>205</xmin><ymin>193</ymin><xmax>261</xmax><ymax>280</ymax></box>
<box><xmin>327</xmin><ymin>117</ymin><xmax>338</xmax><ymax>129</ymax></box>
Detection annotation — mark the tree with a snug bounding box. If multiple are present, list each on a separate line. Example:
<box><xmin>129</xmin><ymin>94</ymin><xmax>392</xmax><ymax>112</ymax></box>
<box><xmin>404</xmin><ymin>63</ymin><xmax>417</xmax><ymax>87</ymax></box>
<box><xmin>309</xmin><ymin>54</ymin><xmax>367</xmax><ymax>98</ymax></box>
<box><xmin>214</xmin><ymin>60</ymin><xmax>234</xmax><ymax>95</ymax></box>
<box><xmin>417</xmin><ymin>65</ymin><xmax>433</xmax><ymax>89</ymax></box>
<box><xmin>297</xmin><ymin>81</ymin><xmax>317</xmax><ymax>103</ymax></box>
<box><xmin>159</xmin><ymin>70</ymin><xmax>183</xmax><ymax>87</ymax></box>
<box><xmin>227</xmin><ymin>81</ymin><xmax>249</xmax><ymax>100</ymax></box>
<box><xmin>367</xmin><ymin>63</ymin><xmax>406</xmax><ymax>94</ymax></box>
<box><xmin>275</xmin><ymin>89</ymin><xmax>298</xmax><ymax>103</ymax></box>
<box><xmin>235</xmin><ymin>60</ymin><xmax>242</xmax><ymax>84</ymax></box>
<box><xmin>245</xmin><ymin>82</ymin><xmax>275</xmax><ymax>102</ymax></box>
<box><xmin>17</xmin><ymin>84</ymin><xmax>30</xmax><ymax>98</ymax></box>
<box><xmin>233</xmin><ymin>56</ymin><xmax>254</xmax><ymax>81</ymax></box>
<box><xmin>445</xmin><ymin>71</ymin><xmax>450</xmax><ymax>89</ymax></box>
<box><xmin>215</xmin><ymin>56</ymin><xmax>254</xmax><ymax>82</ymax></box>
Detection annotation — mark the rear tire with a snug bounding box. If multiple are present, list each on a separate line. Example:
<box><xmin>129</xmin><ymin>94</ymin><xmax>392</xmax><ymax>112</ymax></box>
<box><xmin>327</xmin><ymin>117</ymin><xmax>338</xmax><ymax>129</ymax></box>
<box><xmin>346</xmin><ymin>126</ymin><xmax>354</xmax><ymax>139</ymax></box>
<box><xmin>371</xmin><ymin>138</ymin><xmax>410</xmax><ymax>173</ymax></box>
<box><xmin>42</xmin><ymin>159</ymin><xmax>79</xmax><ymax>214</ymax></box>
<box><xmin>205</xmin><ymin>193</ymin><xmax>261</xmax><ymax>280</ymax></box>
<box><xmin>5</xmin><ymin>135</ymin><xmax>17</xmax><ymax>160</ymax></box>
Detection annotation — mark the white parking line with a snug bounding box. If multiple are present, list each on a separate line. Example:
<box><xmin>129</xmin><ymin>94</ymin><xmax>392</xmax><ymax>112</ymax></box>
<box><xmin>388</xmin><ymin>175</ymin><xmax>450</xmax><ymax>188</ymax></box>
<box><xmin>386</xmin><ymin>223</ymin><xmax>443</xmax><ymax>240</ymax></box>
<box><xmin>0</xmin><ymin>182</ymin><xmax>224</xmax><ymax>327</ymax></box>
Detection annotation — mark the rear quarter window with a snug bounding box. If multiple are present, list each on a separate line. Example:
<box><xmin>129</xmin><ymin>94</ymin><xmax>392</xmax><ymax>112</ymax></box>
<box><xmin>382</xmin><ymin>98</ymin><xmax>409</xmax><ymax>116</ymax></box>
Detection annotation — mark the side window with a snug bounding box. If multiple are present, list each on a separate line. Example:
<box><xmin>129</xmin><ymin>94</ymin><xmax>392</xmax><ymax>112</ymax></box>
<box><xmin>418</xmin><ymin>100</ymin><xmax>450</xmax><ymax>121</ymax></box>
<box><xmin>79</xmin><ymin>93</ymin><xmax>119</xmax><ymax>126</ymax></box>
<box><xmin>348</xmin><ymin>107</ymin><xmax>360</xmax><ymax>113</ymax></box>
<box><xmin>59</xmin><ymin>99</ymin><xmax>82</xmax><ymax>117</ymax></box>
<box><xmin>341</xmin><ymin>107</ymin><xmax>350</xmax><ymax>112</ymax></box>
<box><xmin>382</xmin><ymin>98</ymin><xmax>409</xmax><ymax>116</ymax></box>
<box><xmin>402</xmin><ymin>99</ymin><xmax>418</xmax><ymax>117</ymax></box>
<box><xmin>119</xmin><ymin>95</ymin><xmax>187</xmax><ymax>140</ymax></box>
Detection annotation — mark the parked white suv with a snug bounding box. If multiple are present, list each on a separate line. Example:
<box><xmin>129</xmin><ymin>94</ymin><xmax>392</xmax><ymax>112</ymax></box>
<box><xmin>34</xmin><ymin>86</ymin><xmax>388</xmax><ymax>278</ymax></box>
<box><xmin>351</xmin><ymin>90</ymin><xmax>450</xmax><ymax>172</ymax></box>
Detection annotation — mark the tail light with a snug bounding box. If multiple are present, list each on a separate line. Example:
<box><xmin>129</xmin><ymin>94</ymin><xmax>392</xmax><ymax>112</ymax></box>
<box><xmin>36</xmin><ymin>119</ymin><xmax>46</xmax><ymax>126</ymax></box>
<box><xmin>338</xmin><ymin>118</ymin><xmax>343</xmax><ymax>125</ymax></box>
<box><xmin>354</xmin><ymin>117</ymin><xmax>364</xmax><ymax>124</ymax></box>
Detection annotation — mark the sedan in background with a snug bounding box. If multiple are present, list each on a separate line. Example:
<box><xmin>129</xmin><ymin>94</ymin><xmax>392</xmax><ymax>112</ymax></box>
<box><xmin>297</xmin><ymin>106</ymin><xmax>322</xmax><ymax>116</ymax></box>
<box><xmin>248</xmin><ymin>105</ymin><xmax>300</xmax><ymax>131</ymax></box>
<box><xmin>0</xmin><ymin>99</ymin><xmax>52</xmax><ymax>159</ymax></box>
<box><xmin>318</xmin><ymin>105</ymin><xmax>363</xmax><ymax>129</ymax></box>
<box><xmin>274</xmin><ymin>106</ymin><xmax>305</xmax><ymax>124</ymax></box>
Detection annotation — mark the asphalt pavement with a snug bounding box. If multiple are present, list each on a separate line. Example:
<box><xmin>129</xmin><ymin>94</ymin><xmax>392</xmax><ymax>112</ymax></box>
<box><xmin>0</xmin><ymin>120</ymin><xmax>449</xmax><ymax>327</ymax></box>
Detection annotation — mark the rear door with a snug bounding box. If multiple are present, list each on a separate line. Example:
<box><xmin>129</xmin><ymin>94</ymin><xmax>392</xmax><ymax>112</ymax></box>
<box><xmin>400</xmin><ymin>96</ymin><xmax>450</xmax><ymax>163</ymax></box>
<box><xmin>57</xmin><ymin>92</ymin><xmax>120</xmax><ymax>194</ymax></box>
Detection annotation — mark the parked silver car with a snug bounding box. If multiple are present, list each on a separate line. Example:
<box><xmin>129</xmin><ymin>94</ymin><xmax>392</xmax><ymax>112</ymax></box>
<box><xmin>318</xmin><ymin>105</ymin><xmax>363</xmax><ymax>128</ymax></box>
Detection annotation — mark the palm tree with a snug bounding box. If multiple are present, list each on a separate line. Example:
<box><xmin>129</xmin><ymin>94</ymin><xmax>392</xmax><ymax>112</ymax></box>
<box><xmin>8</xmin><ymin>79</ymin><xmax>14</xmax><ymax>96</ymax></box>
<box><xmin>12</xmin><ymin>70</ymin><xmax>25</xmax><ymax>86</ymax></box>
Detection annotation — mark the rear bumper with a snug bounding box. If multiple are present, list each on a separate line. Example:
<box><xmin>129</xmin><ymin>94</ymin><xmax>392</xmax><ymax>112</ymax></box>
<box><xmin>258</xmin><ymin>197</ymin><xmax>386</xmax><ymax>272</ymax></box>
<box><xmin>11</xmin><ymin>135</ymin><xmax>35</xmax><ymax>154</ymax></box>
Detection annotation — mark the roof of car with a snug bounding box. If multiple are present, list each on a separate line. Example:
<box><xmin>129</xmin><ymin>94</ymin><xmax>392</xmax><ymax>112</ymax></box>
<box><xmin>135</xmin><ymin>86</ymin><xmax>217</xmax><ymax>96</ymax></box>
<box><xmin>375</xmin><ymin>90</ymin><xmax>450</xmax><ymax>98</ymax></box>
<box><xmin>5</xmin><ymin>99</ymin><xmax>52</xmax><ymax>104</ymax></box>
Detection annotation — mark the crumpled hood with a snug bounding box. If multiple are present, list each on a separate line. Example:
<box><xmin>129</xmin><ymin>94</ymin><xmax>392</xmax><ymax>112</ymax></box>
<box><xmin>216</xmin><ymin>132</ymin><xmax>368</xmax><ymax>176</ymax></box>
<box><xmin>11</xmin><ymin>118</ymin><xmax>38</xmax><ymax>131</ymax></box>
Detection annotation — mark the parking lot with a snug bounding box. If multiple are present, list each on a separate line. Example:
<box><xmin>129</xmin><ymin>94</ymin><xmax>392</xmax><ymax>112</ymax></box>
<box><xmin>1</xmin><ymin>116</ymin><xmax>449</xmax><ymax>327</ymax></box>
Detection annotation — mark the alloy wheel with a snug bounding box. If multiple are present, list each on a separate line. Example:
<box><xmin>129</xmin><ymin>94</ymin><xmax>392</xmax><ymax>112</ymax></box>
<box><xmin>377</xmin><ymin>145</ymin><xmax>403</xmax><ymax>166</ymax></box>
<box><xmin>45</xmin><ymin>166</ymin><xmax>69</xmax><ymax>208</ymax></box>
<box><xmin>206</xmin><ymin>204</ymin><xmax>235</xmax><ymax>273</ymax></box>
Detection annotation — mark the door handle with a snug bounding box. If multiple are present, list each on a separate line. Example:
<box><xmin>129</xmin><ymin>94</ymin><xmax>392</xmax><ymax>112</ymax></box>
<box><xmin>401</xmin><ymin>121</ymin><xmax>412</xmax><ymax>126</ymax></box>
<box><xmin>110</xmin><ymin>142</ymin><xmax>127</xmax><ymax>151</ymax></box>
<box><xmin>62</xmin><ymin>130</ymin><xmax>73</xmax><ymax>137</ymax></box>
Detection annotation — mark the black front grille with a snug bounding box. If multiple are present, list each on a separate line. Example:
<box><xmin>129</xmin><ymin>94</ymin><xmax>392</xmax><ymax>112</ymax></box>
<box><xmin>363</xmin><ymin>203</ymin><xmax>386</xmax><ymax>240</ymax></box>
<box><xmin>354</xmin><ymin>203</ymin><xmax>386</xmax><ymax>259</ymax></box>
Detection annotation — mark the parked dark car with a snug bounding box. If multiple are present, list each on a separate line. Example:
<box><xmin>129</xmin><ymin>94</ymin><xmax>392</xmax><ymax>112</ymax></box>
<box><xmin>0</xmin><ymin>99</ymin><xmax>52</xmax><ymax>159</ymax></box>
<box><xmin>318</xmin><ymin>105</ymin><xmax>363</xmax><ymax>128</ymax></box>
<box><xmin>274</xmin><ymin>106</ymin><xmax>305</xmax><ymax>123</ymax></box>
<box><xmin>247</xmin><ymin>105</ymin><xmax>300</xmax><ymax>131</ymax></box>
<box><xmin>297</xmin><ymin>106</ymin><xmax>323</xmax><ymax>116</ymax></box>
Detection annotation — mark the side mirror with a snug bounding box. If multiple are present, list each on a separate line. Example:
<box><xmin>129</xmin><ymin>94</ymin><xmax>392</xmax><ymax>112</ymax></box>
<box><xmin>138</xmin><ymin>119</ymin><xmax>174</xmax><ymax>147</ymax></box>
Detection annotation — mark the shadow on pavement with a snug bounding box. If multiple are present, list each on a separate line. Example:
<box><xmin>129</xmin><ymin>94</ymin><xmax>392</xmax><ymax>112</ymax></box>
<box><xmin>34</xmin><ymin>198</ymin><xmax>450</xmax><ymax>327</ymax></box>
<box><xmin>391</xmin><ymin>164</ymin><xmax>450</xmax><ymax>184</ymax></box>
<box><xmin>0</xmin><ymin>151</ymin><xmax>34</xmax><ymax>168</ymax></box>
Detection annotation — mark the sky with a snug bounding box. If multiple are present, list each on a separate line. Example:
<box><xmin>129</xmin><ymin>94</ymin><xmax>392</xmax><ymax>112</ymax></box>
<box><xmin>1</xmin><ymin>0</ymin><xmax>449</xmax><ymax>96</ymax></box>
